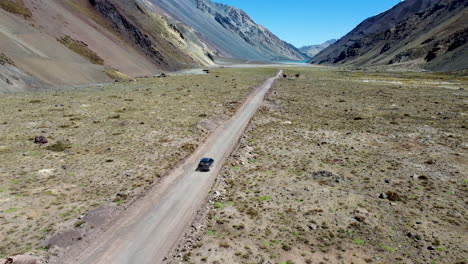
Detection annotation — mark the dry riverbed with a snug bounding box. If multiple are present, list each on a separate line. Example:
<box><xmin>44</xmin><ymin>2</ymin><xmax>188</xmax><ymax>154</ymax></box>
<box><xmin>175</xmin><ymin>68</ymin><xmax>467</xmax><ymax>264</ymax></box>
<box><xmin>0</xmin><ymin>68</ymin><xmax>278</xmax><ymax>259</ymax></box>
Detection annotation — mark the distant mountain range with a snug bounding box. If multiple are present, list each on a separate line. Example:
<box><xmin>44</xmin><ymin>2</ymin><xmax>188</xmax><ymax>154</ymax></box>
<box><xmin>310</xmin><ymin>0</ymin><xmax>468</xmax><ymax>71</ymax></box>
<box><xmin>299</xmin><ymin>39</ymin><xmax>336</xmax><ymax>58</ymax></box>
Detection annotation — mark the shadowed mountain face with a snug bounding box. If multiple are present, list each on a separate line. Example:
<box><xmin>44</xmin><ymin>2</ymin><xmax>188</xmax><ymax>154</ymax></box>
<box><xmin>311</xmin><ymin>0</ymin><xmax>468</xmax><ymax>71</ymax></box>
<box><xmin>149</xmin><ymin>0</ymin><xmax>308</xmax><ymax>61</ymax></box>
<box><xmin>299</xmin><ymin>39</ymin><xmax>336</xmax><ymax>58</ymax></box>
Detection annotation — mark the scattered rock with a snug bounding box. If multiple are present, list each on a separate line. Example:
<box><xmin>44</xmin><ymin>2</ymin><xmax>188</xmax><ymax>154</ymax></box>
<box><xmin>307</xmin><ymin>170</ymin><xmax>343</xmax><ymax>183</ymax></box>
<box><xmin>308</xmin><ymin>224</ymin><xmax>317</xmax><ymax>230</ymax></box>
<box><xmin>34</xmin><ymin>136</ymin><xmax>48</xmax><ymax>144</ymax></box>
<box><xmin>379</xmin><ymin>193</ymin><xmax>388</xmax><ymax>199</ymax></box>
<box><xmin>354</xmin><ymin>215</ymin><xmax>366</xmax><ymax>223</ymax></box>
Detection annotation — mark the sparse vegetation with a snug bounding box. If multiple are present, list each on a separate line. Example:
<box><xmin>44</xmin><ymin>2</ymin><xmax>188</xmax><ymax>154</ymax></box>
<box><xmin>0</xmin><ymin>53</ymin><xmax>15</xmax><ymax>66</ymax></box>
<box><xmin>0</xmin><ymin>0</ymin><xmax>32</xmax><ymax>18</ymax></box>
<box><xmin>46</xmin><ymin>141</ymin><xmax>71</xmax><ymax>152</ymax></box>
<box><xmin>179</xmin><ymin>67</ymin><xmax>468</xmax><ymax>264</ymax></box>
<box><xmin>0</xmin><ymin>68</ymin><xmax>277</xmax><ymax>257</ymax></box>
<box><xmin>104</xmin><ymin>69</ymin><xmax>131</xmax><ymax>81</ymax></box>
<box><xmin>57</xmin><ymin>35</ymin><xmax>104</xmax><ymax>65</ymax></box>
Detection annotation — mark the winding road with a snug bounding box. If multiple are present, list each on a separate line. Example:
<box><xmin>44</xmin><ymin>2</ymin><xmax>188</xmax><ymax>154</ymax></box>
<box><xmin>62</xmin><ymin>70</ymin><xmax>283</xmax><ymax>264</ymax></box>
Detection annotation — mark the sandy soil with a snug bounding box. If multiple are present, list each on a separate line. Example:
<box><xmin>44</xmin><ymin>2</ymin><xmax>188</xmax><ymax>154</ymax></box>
<box><xmin>174</xmin><ymin>68</ymin><xmax>467</xmax><ymax>264</ymax></box>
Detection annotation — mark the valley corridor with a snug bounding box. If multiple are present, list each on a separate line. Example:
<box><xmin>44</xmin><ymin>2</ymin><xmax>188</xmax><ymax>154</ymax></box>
<box><xmin>59</xmin><ymin>70</ymin><xmax>284</xmax><ymax>264</ymax></box>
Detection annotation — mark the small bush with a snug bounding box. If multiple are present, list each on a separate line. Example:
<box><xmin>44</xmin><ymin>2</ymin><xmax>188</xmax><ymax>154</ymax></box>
<box><xmin>219</xmin><ymin>241</ymin><xmax>230</xmax><ymax>248</ymax></box>
<box><xmin>4</xmin><ymin>208</ymin><xmax>17</xmax><ymax>213</ymax></box>
<box><xmin>353</xmin><ymin>239</ymin><xmax>365</xmax><ymax>245</ymax></box>
<box><xmin>281</xmin><ymin>243</ymin><xmax>291</xmax><ymax>251</ymax></box>
<box><xmin>46</xmin><ymin>141</ymin><xmax>71</xmax><ymax>152</ymax></box>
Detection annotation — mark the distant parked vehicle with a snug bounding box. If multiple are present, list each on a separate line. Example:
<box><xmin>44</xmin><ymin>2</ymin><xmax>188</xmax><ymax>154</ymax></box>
<box><xmin>197</xmin><ymin>158</ymin><xmax>214</xmax><ymax>172</ymax></box>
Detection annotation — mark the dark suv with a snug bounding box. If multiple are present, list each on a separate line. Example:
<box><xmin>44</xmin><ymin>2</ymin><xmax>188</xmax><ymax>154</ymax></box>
<box><xmin>197</xmin><ymin>158</ymin><xmax>214</xmax><ymax>172</ymax></box>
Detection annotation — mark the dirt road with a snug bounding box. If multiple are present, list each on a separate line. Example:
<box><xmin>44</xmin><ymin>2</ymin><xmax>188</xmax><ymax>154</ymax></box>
<box><xmin>60</xmin><ymin>70</ymin><xmax>283</xmax><ymax>264</ymax></box>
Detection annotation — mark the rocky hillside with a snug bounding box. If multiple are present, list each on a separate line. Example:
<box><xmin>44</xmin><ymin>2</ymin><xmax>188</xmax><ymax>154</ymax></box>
<box><xmin>148</xmin><ymin>0</ymin><xmax>308</xmax><ymax>61</ymax></box>
<box><xmin>0</xmin><ymin>0</ymin><xmax>215</xmax><ymax>92</ymax></box>
<box><xmin>310</xmin><ymin>0</ymin><xmax>468</xmax><ymax>71</ymax></box>
<box><xmin>299</xmin><ymin>39</ymin><xmax>336</xmax><ymax>58</ymax></box>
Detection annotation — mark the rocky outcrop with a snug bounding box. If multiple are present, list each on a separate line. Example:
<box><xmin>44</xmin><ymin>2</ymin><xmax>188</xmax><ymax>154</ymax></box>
<box><xmin>89</xmin><ymin>0</ymin><xmax>167</xmax><ymax>67</ymax></box>
<box><xmin>198</xmin><ymin>0</ymin><xmax>307</xmax><ymax>60</ymax></box>
<box><xmin>310</xmin><ymin>0</ymin><xmax>468</xmax><ymax>71</ymax></box>
<box><xmin>151</xmin><ymin>0</ymin><xmax>308</xmax><ymax>61</ymax></box>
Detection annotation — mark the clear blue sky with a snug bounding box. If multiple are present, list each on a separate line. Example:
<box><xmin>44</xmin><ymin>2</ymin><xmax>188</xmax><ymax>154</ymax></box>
<box><xmin>214</xmin><ymin>0</ymin><xmax>401</xmax><ymax>47</ymax></box>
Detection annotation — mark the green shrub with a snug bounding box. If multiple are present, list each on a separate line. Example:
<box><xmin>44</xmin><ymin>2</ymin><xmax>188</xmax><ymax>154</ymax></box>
<box><xmin>4</xmin><ymin>208</ymin><xmax>17</xmax><ymax>213</ymax></box>
<box><xmin>352</xmin><ymin>239</ymin><xmax>365</xmax><ymax>245</ymax></box>
<box><xmin>46</xmin><ymin>141</ymin><xmax>71</xmax><ymax>152</ymax></box>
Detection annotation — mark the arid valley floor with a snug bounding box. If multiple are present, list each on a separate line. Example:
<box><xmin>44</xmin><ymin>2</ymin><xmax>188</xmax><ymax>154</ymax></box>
<box><xmin>0</xmin><ymin>67</ymin><xmax>467</xmax><ymax>264</ymax></box>
<box><xmin>167</xmin><ymin>68</ymin><xmax>467</xmax><ymax>264</ymax></box>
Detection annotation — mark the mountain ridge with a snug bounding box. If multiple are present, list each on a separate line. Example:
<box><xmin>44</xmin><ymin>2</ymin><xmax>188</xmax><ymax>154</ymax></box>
<box><xmin>310</xmin><ymin>0</ymin><xmax>468</xmax><ymax>71</ymax></box>
<box><xmin>150</xmin><ymin>0</ymin><xmax>308</xmax><ymax>61</ymax></box>
<box><xmin>299</xmin><ymin>39</ymin><xmax>336</xmax><ymax>58</ymax></box>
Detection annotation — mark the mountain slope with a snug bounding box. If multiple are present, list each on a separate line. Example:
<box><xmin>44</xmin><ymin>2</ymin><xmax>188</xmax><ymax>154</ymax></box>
<box><xmin>1</xmin><ymin>0</ymin><xmax>307</xmax><ymax>92</ymax></box>
<box><xmin>299</xmin><ymin>39</ymin><xmax>336</xmax><ymax>58</ymax></box>
<box><xmin>0</xmin><ymin>7</ymin><xmax>111</xmax><ymax>92</ymax></box>
<box><xmin>148</xmin><ymin>0</ymin><xmax>308</xmax><ymax>61</ymax></box>
<box><xmin>0</xmin><ymin>0</ymin><xmax>219</xmax><ymax>92</ymax></box>
<box><xmin>310</xmin><ymin>0</ymin><xmax>468</xmax><ymax>71</ymax></box>
<box><xmin>89</xmin><ymin>0</ymin><xmax>216</xmax><ymax>70</ymax></box>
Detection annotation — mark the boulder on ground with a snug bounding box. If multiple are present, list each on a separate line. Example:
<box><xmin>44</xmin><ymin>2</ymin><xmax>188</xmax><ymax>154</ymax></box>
<box><xmin>3</xmin><ymin>255</ymin><xmax>37</xmax><ymax>264</ymax></box>
<box><xmin>34</xmin><ymin>136</ymin><xmax>48</xmax><ymax>144</ymax></box>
